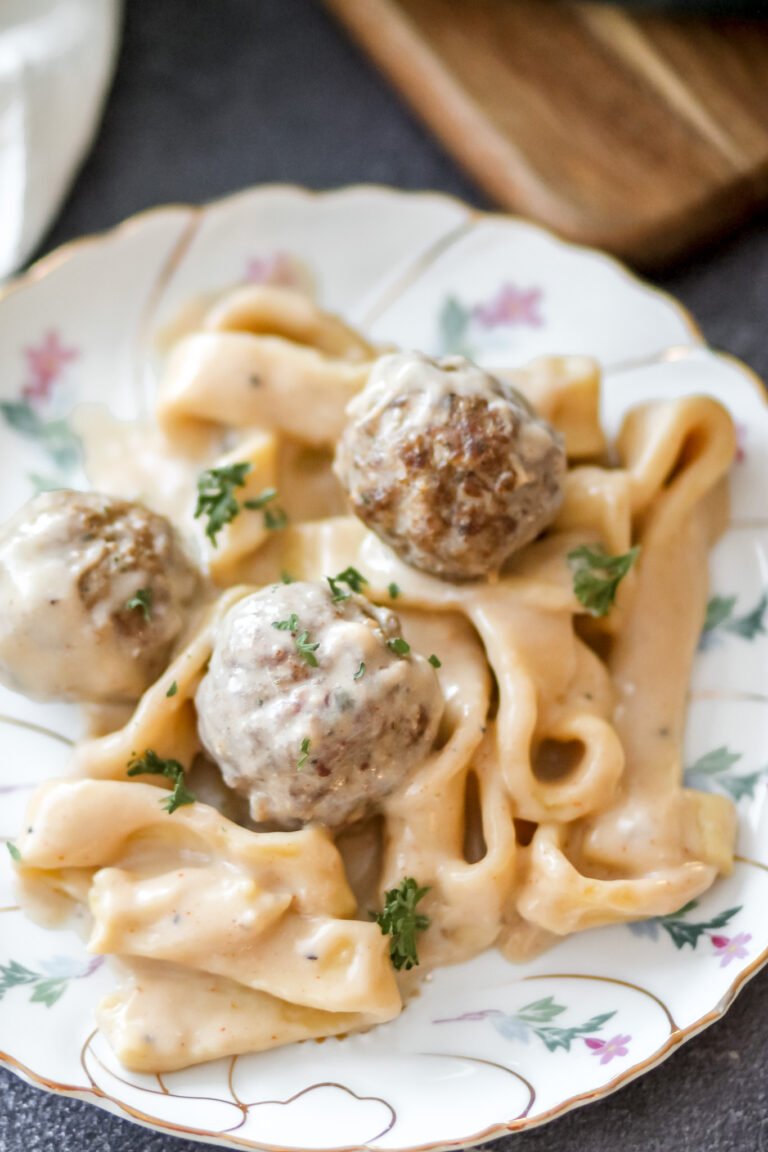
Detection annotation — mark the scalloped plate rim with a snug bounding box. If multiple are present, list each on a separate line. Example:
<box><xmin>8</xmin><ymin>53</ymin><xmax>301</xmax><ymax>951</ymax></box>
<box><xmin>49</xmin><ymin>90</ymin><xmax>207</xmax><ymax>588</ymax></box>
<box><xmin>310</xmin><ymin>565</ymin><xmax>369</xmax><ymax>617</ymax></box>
<box><xmin>0</xmin><ymin>182</ymin><xmax>766</xmax><ymax>1152</ymax></box>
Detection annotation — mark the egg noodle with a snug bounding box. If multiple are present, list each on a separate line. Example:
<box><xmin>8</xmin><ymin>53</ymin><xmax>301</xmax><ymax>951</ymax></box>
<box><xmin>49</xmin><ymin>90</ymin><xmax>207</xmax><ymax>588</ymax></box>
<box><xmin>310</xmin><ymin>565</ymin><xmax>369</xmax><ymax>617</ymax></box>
<box><xmin>14</xmin><ymin>285</ymin><xmax>737</xmax><ymax>1073</ymax></box>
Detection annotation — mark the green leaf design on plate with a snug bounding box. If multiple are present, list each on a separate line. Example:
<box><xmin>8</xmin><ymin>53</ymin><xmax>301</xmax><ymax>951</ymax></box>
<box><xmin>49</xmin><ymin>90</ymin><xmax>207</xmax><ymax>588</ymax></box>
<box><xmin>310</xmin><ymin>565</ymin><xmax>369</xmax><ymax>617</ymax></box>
<box><xmin>703</xmin><ymin>595</ymin><xmax>736</xmax><ymax>632</ymax></box>
<box><xmin>0</xmin><ymin>399</ymin><xmax>80</xmax><ymax>473</ymax></box>
<box><xmin>438</xmin><ymin>998</ymin><xmax>617</xmax><ymax>1054</ymax></box>
<box><xmin>719</xmin><ymin>771</ymin><xmax>765</xmax><ymax>803</ymax></box>
<box><xmin>30</xmin><ymin>979</ymin><xmax>68</xmax><ymax>1007</ymax></box>
<box><xmin>658</xmin><ymin>902</ymin><xmax>741</xmax><ymax>950</ymax></box>
<box><xmin>684</xmin><ymin>746</ymin><xmax>766</xmax><ymax>802</ymax></box>
<box><xmin>688</xmin><ymin>747</ymin><xmax>742</xmax><ymax>776</ymax></box>
<box><xmin>438</xmin><ymin>296</ymin><xmax>473</xmax><ymax>357</ymax></box>
<box><xmin>526</xmin><ymin>1010</ymin><xmax>617</xmax><ymax>1053</ymax></box>
<box><xmin>0</xmin><ymin>960</ymin><xmax>38</xmax><ymax>993</ymax></box>
<box><xmin>701</xmin><ymin>592</ymin><xmax>767</xmax><ymax>643</ymax></box>
<box><xmin>515</xmin><ymin>996</ymin><xmax>567</xmax><ymax>1024</ymax></box>
<box><xmin>0</xmin><ymin>959</ymin><xmax>77</xmax><ymax>1008</ymax></box>
<box><xmin>724</xmin><ymin>592</ymin><xmax>768</xmax><ymax>639</ymax></box>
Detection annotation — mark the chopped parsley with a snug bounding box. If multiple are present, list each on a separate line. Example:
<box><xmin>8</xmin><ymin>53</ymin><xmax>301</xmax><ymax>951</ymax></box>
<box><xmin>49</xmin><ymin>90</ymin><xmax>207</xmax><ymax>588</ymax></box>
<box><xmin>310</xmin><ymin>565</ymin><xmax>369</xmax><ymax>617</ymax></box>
<box><xmin>428</xmin><ymin>654</ymin><xmax>442</xmax><ymax>668</ymax></box>
<box><xmin>295</xmin><ymin>630</ymin><xmax>320</xmax><ymax>667</ymax></box>
<box><xmin>194</xmin><ymin>461</ymin><xmax>251</xmax><ymax>545</ymax></box>
<box><xmin>125</xmin><ymin>587</ymin><xmax>153</xmax><ymax>622</ymax></box>
<box><xmin>387</xmin><ymin>637</ymin><xmax>411</xmax><ymax>657</ymax></box>
<box><xmin>273</xmin><ymin>613</ymin><xmax>299</xmax><ymax>632</ymax></box>
<box><xmin>244</xmin><ymin>486</ymin><xmax>277</xmax><ymax>510</ymax></box>
<box><xmin>6</xmin><ymin>841</ymin><xmax>21</xmax><ymax>863</ymax></box>
<box><xmin>297</xmin><ymin>737</ymin><xmax>311</xmax><ymax>770</ymax></box>
<box><xmin>567</xmin><ymin>544</ymin><xmax>640</xmax><ymax>618</ymax></box>
<box><xmin>195</xmin><ymin>465</ymin><xmax>287</xmax><ymax>543</ymax></box>
<box><xmin>373</xmin><ymin>877</ymin><xmax>430</xmax><ymax>971</ymax></box>
<box><xmin>126</xmin><ymin>749</ymin><xmax>196</xmax><ymax>814</ymax></box>
<box><xmin>272</xmin><ymin>615</ymin><xmax>319</xmax><ymax>666</ymax></box>
<box><xmin>280</xmin><ymin>570</ymin><xmax>294</xmax><ymax>584</ymax></box>
<box><xmin>327</xmin><ymin>566</ymin><xmax>368</xmax><ymax>603</ymax></box>
<box><xmin>264</xmin><ymin>505</ymin><xmax>289</xmax><ymax>531</ymax></box>
<box><xmin>166</xmin><ymin>680</ymin><xmax>178</xmax><ymax>698</ymax></box>
<box><xmin>353</xmin><ymin>661</ymin><xmax>366</xmax><ymax>680</ymax></box>
<box><xmin>388</xmin><ymin>582</ymin><xmax>401</xmax><ymax>599</ymax></box>
<box><xmin>245</xmin><ymin>487</ymin><xmax>288</xmax><ymax>531</ymax></box>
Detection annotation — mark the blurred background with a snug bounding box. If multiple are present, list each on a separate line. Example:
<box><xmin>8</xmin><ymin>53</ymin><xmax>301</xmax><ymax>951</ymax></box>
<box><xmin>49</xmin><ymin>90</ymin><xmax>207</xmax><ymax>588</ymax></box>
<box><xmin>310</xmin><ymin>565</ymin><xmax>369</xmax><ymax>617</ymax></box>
<box><xmin>1</xmin><ymin>2</ymin><xmax>767</xmax><ymax>1150</ymax></box>
<box><xmin>4</xmin><ymin>0</ymin><xmax>768</xmax><ymax>375</ymax></box>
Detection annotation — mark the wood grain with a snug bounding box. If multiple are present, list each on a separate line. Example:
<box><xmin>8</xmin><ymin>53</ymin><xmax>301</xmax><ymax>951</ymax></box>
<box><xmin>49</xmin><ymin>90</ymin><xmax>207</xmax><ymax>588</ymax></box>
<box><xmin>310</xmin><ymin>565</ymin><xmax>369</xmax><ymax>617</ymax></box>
<box><xmin>323</xmin><ymin>0</ymin><xmax>768</xmax><ymax>265</ymax></box>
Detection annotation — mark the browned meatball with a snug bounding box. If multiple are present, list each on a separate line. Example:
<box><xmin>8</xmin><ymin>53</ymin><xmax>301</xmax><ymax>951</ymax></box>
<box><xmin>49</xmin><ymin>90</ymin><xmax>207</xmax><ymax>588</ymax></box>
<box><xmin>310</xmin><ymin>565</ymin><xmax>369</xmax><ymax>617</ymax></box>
<box><xmin>334</xmin><ymin>351</ymin><xmax>567</xmax><ymax>580</ymax></box>
<box><xmin>195</xmin><ymin>581</ymin><xmax>443</xmax><ymax>828</ymax></box>
<box><xmin>0</xmin><ymin>491</ymin><xmax>200</xmax><ymax>703</ymax></box>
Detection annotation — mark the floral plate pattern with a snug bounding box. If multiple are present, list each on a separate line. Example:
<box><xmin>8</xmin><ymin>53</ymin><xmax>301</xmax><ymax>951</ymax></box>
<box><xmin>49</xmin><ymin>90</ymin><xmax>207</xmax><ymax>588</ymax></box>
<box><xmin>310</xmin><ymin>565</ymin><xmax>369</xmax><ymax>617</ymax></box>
<box><xmin>0</xmin><ymin>185</ymin><xmax>766</xmax><ymax>1152</ymax></box>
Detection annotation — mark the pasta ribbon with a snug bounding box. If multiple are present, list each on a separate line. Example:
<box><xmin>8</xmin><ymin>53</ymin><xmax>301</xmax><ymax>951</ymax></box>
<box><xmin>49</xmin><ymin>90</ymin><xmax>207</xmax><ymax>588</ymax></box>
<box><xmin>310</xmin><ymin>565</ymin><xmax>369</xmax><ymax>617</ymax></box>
<box><xmin>13</xmin><ymin>283</ymin><xmax>740</xmax><ymax>1072</ymax></box>
<box><xmin>99</xmin><ymin>959</ymin><xmax>389</xmax><ymax>1073</ymax></box>
<box><xmin>157</xmin><ymin>287</ymin><xmax>376</xmax><ymax>447</ymax></box>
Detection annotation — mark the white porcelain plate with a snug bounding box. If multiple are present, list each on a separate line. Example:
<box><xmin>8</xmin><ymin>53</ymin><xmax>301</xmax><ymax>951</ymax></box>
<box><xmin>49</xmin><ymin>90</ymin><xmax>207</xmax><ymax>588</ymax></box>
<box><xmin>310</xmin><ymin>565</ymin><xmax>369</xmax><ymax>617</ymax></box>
<box><xmin>0</xmin><ymin>186</ymin><xmax>766</xmax><ymax>1152</ymax></box>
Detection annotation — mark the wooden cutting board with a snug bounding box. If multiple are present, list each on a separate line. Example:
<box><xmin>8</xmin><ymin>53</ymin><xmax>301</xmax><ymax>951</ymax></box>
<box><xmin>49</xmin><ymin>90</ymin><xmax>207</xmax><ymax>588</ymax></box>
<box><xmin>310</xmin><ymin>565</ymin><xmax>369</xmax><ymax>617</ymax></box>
<box><xmin>323</xmin><ymin>0</ymin><xmax>768</xmax><ymax>266</ymax></box>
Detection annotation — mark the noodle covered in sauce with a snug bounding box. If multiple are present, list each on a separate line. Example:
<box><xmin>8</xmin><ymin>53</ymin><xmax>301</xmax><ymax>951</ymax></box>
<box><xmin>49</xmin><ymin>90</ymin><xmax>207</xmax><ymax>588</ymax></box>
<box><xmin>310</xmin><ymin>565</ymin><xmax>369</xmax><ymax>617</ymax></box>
<box><xmin>6</xmin><ymin>282</ymin><xmax>737</xmax><ymax>1072</ymax></box>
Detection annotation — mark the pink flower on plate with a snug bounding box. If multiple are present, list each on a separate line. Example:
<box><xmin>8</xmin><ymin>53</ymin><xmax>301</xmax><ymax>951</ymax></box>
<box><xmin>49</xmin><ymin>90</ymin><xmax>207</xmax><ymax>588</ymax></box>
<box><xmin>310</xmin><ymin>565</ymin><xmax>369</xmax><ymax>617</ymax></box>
<box><xmin>22</xmin><ymin>330</ymin><xmax>79</xmax><ymax>404</ymax></box>
<box><xmin>472</xmin><ymin>284</ymin><xmax>544</xmax><ymax>329</ymax></box>
<box><xmin>244</xmin><ymin>252</ymin><xmax>310</xmax><ymax>292</ymax></box>
<box><xmin>585</xmin><ymin>1033</ymin><xmax>631</xmax><ymax>1065</ymax></box>
<box><xmin>711</xmin><ymin>932</ymin><xmax>751</xmax><ymax>967</ymax></box>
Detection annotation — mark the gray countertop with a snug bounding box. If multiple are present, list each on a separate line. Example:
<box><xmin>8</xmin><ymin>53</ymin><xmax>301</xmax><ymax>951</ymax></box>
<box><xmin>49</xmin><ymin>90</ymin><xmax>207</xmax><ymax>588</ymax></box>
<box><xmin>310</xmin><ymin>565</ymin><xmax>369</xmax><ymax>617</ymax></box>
<box><xmin>1</xmin><ymin>2</ymin><xmax>766</xmax><ymax>1149</ymax></box>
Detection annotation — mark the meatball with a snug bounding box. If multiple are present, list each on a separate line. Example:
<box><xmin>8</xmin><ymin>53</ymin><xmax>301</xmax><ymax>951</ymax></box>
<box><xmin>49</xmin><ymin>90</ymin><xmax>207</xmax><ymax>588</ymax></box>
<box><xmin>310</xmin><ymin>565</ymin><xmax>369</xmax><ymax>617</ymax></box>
<box><xmin>196</xmin><ymin>581</ymin><xmax>442</xmax><ymax>828</ymax></box>
<box><xmin>0</xmin><ymin>490</ymin><xmax>200</xmax><ymax>703</ymax></box>
<box><xmin>334</xmin><ymin>351</ymin><xmax>567</xmax><ymax>580</ymax></box>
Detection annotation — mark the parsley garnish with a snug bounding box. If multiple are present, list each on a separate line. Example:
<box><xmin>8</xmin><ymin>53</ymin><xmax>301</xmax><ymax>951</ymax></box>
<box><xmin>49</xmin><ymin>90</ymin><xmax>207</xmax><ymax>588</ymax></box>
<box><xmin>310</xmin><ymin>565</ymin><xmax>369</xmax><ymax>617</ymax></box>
<box><xmin>264</xmin><ymin>505</ymin><xmax>288</xmax><ymax>531</ymax></box>
<box><xmin>354</xmin><ymin>661</ymin><xmax>366</xmax><ymax>680</ymax></box>
<box><xmin>373</xmin><ymin>877</ymin><xmax>430</xmax><ymax>971</ymax></box>
<box><xmin>428</xmin><ymin>654</ymin><xmax>442</xmax><ymax>668</ymax></box>
<box><xmin>6</xmin><ymin>841</ymin><xmax>21</xmax><ymax>863</ymax></box>
<box><xmin>295</xmin><ymin>630</ymin><xmax>319</xmax><ymax>666</ymax></box>
<box><xmin>244</xmin><ymin>486</ymin><xmax>277</xmax><ymax>510</ymax></box>
<box><xmin>387</xmin><ymin>637</ymin><xmax>411</xmax><ymax>657</ymax></box>
<box><xmin>297</xmin><ymin>737</ymin><xmax>311</xmax><ymax>770</ymax></box>
<box><xmin>245</xmin><ymin>487</ymin><xmax>288</xmax><ymax>531</ymax></box>
<box><xmin>273</xmin><ymin>614</ymin><xmax>299</xmax><ymax>632</ymax></box>
<box><xmin>280</xmin><ymin>570</ymin><xmax>294</xmax><ymax>584</ymax></box>
<box><xmin>194</xmin><ymin>461</ymin><xmax>251</xmax><ymax>545</ymax></box>
<box><xmin>125</xmin><ymin>588</ymin><xmax>152</xmax><ymax>622</ymax></box>
<box><xmin>166</xmin><ymin>680</ymin><xmax>178</xmax><ymax>698</ymax></box>
<box><xmin>567</xmin><ymin>544</ymin><xmax>640</xmax><ymax>617</ymax></box>
<box><xmin>388</xmin><ymin>582</ymin><xmax>401</xmax><ymax>599</ymax></box>
<box><xmin>327</xmin><ymin>566</ymin><xmax>368</xmax><ymax>603</ymax></box>
<box><xmin>272</xmin><ymin>615</ymin><xmax>319</xmax><ymax>666</ymax></box>
<box><xmin>126</xmin><ymin>749</ymin><xmax>196</xmax><ymax>814</ymax></box>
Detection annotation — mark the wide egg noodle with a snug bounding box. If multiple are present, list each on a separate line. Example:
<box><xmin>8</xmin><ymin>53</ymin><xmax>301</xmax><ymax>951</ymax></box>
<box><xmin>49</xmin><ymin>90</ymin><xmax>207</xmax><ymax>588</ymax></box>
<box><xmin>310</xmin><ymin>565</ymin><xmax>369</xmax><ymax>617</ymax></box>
<box><xmin>13</xmin><ymin>284</ymin><xmax>738</xmax><ymax>1071</ymax></box>
<box><xmin>18</xmin><ymin>776</ymin><xmax>400</xmax><ymax>1071</ymax></box>
<box><xmin>156</xmin><ymin>285</ymin><xmax>373</xmax><ymax>448</ymax></box>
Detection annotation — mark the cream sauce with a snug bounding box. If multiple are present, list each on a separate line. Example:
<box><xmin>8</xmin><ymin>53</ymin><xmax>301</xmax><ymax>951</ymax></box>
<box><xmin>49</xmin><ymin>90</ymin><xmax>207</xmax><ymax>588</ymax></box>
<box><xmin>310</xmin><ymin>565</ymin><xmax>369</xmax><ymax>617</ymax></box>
<box><xmin>9</xmin><ymin>284</ymin><xmax>738</xmax><ymax>1071</ymax></box>
<box><xmin>345</xmin><ymin>349</ymin><xmax>557</xmax><ymax>470</ymax></box>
